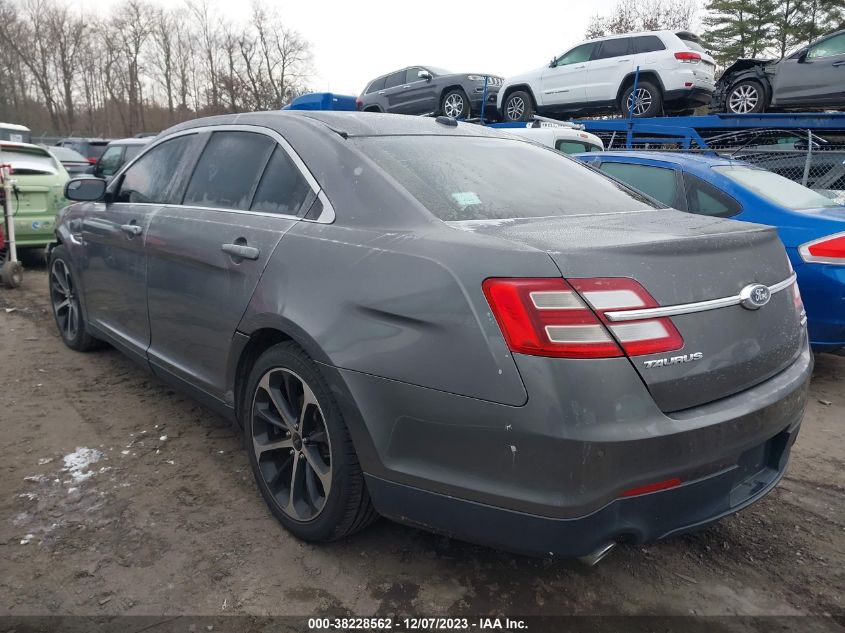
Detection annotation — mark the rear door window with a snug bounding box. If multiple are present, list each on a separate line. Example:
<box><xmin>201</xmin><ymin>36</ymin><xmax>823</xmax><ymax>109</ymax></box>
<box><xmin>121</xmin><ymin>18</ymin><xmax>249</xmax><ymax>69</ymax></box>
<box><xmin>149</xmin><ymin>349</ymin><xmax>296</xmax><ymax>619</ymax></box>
<box><xmin>183</xmin><ymin>131</ymin><xmax>275</xmax><ymax>210</ymax></box>
<box><xmin>384</xmin><ymin>71</ymin><xmax>406</xmax><ymax>89</ymax></box>
<box><xmin>115</xmin><ymin>135</ymin><xmax>195</xmax><ymax>204</ymax></box>
<box><xmin>594</xmin><ymin>38</ymin><xmax>631</xmax><ymax>60</ymax></box>
<box><xmin>683</xmin><ymin>172</ymin><xmax>741</xmax><ymax>217</ymax></box>
<box><xmin>250</xmin><ymin>147</ymin><xmax>314</xmax><ymax>216</ymax></box>
<box><xmin>599</xmin><ymin>162</ymin><xmax>680</xmax><ymax>208</ymax></box>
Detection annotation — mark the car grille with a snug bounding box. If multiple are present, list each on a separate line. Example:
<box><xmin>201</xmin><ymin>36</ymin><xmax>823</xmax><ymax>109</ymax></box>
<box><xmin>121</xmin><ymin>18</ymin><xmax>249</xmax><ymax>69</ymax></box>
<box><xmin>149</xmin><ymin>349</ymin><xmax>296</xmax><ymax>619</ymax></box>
<box><xmin>485</xmin><ymin>77</ymin><xmax>504</xmax><ymax>86</ymax></box>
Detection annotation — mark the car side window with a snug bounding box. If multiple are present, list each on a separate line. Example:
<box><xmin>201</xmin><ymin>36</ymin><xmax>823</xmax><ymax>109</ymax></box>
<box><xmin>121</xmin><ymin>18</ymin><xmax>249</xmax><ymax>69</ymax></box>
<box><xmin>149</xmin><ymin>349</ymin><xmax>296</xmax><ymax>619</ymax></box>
<box><xmin>807</xmin><ymin>33</ymin><xmax>845</xmax><ymax>59</ymax></box>
<box><xmin>250</xmin><ymin>147</ymin><xmax>314</xmax><ymax>216</ymax></box>
<box><xmin>384</xmin><ymin>71</ymin><xmax>405</xmax><ymax>89</ymax></box>
<box><xmin>555</xmin><ymin>140</ymin><xmax>600</xmax><ymax>154</ymax></box>
<box><xmin>405</xmin><ymin>67</ymin><xmax>426</xmax><ymax>83</ymax></box>
<box><xmin>599</xmin><ymin>162</ymin><xmax>678</xmax><ymax>207</ymax></box>
<box><xmin>182</xmin><ymin>131</ymin><xmax>275</xmax><ymax>210</ymax></box>
<box><xmin>594</xmin><ymin>37</ymin><xmax>631</xmax><ymax>60</ymax></box>
<box><xmin>96</xmin><ymin>146</ymin><xmax>124</xmax><ymax>178</ymax></box>
<box><xmin>555</xmin><ymin>43</ymin><xmax>597</xmax><ymax>66</ymax></box>
<box><xmin>115</xmin><ymin>135</ymin><xmax>194</xmax><ymax>204</ymax></box>
<box><xmin>366</xmin><ymin>77</ymin><xmax>386</xmax><ymax>93</ymax></box>
<box><xmin>683</xmin><ymin>172</ymin><xmax>741</xmax><ymax>217</ymax></box>
<box><xmin>633</xmin><ymin>36</ymin><xmax>666</xmax><ymax>53</ymax></box>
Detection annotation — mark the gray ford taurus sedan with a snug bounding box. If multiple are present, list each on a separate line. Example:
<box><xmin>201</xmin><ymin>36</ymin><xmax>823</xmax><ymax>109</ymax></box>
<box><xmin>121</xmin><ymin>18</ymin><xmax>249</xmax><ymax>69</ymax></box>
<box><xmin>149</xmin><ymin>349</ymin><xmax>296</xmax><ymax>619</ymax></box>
<box><xmin>52</xmin><ymin>111</ymin><xmax>811</xmax><ymax>561</ymax></box>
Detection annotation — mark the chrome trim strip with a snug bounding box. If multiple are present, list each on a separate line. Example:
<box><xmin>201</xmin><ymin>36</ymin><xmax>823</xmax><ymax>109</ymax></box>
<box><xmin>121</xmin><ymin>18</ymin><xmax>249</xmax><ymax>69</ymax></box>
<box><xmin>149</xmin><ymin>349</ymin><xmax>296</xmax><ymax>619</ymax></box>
<box><xmin>604</xmin><ymin>273</ymin><xmax>797</xmax><ymax>322</ymax></box>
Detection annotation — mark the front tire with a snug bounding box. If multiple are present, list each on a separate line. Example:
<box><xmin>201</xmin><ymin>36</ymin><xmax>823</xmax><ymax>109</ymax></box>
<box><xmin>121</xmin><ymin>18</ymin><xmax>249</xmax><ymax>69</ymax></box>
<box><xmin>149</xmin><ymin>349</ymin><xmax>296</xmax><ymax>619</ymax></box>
<box><xmin>503</xmin><ymin>90</ymin><xmax>534</xmax><ymax>122</ymax></box>
<box><xmin>441</xmin><ymin>89</ymin><xmax>470</xmax><ymax>119</ymax></box>
<box><xmin>726</xmin><ymin>79</ymin><xmax>767</xmax><ymax>114</ymax></box>
<box><xmin>621</xmin><ymin>81</ymin><xmax>663</xmax><ymax>118</ymax></box>
<box><xmin>48</xmin><ymin>245</ymin><xmax>100</xmax><ymax>351</ymax></box>
<box><xmin>244</xmin><ymin>342</ymin><xmax>378</xmax><ymax>542</ymax></box>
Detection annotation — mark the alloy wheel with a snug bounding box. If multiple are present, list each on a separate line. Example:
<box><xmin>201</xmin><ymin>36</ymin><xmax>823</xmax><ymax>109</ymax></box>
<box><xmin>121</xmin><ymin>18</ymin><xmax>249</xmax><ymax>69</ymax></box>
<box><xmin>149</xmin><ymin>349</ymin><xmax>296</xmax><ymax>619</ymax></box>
<box><xmin>443</xmin><ymin>93</ymin><xmax>465</xmax><ymax>118</ymax></box>
<box><xmin>728</xmin><ymin>85</ymin><xmax>759</xmax><ymax>114</ymax></box>
<box><xmin>50</xmin><ymin>259</ymin><xmax>79</xmax><ymax>340</ymax></box>
<box><xmin>251</xmin><ymin>368</ymin><xmax>332</xmax><ymax>522</ymax></box>
<box><xmin>506</xmin><ymin>96</ymin><xmax>525</xmax><ymax>121</ymax></box>
<box><xmin>626</xmin><ymin>88</ymin><xmax>652</xmax><ymax>116</ymax></box>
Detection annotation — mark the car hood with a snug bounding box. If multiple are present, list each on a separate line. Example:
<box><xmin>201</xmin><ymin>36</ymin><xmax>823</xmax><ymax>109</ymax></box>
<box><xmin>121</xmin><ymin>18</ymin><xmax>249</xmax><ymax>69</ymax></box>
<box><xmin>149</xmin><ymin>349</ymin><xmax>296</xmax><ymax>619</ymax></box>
<box><xmin>503</xmin><ymin>67</ymin><xmax>546</xmax><ymax>86</ymax></box>
<box><xmin>719</xmin><ymin>58</ymin><xmax>777</xmax><ymax>78</ymax></box>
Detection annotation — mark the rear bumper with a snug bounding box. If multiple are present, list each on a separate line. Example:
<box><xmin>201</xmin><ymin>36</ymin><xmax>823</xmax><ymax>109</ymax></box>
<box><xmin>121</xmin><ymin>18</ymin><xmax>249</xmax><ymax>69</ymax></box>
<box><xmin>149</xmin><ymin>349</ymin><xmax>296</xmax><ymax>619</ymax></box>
<box><xmin>664</xmin><ymin>86</ymin><xmax>713</xmax><ymax>107</ymax></box>
<box><xmin>328</xmin><ymin>337</ymin><xmax>812</xmax><ymax>556</ymax></box>
<box><xmin>366</xmin><ymin>421</ymin><xmax>799</xmax><ymax>557</ymax></box>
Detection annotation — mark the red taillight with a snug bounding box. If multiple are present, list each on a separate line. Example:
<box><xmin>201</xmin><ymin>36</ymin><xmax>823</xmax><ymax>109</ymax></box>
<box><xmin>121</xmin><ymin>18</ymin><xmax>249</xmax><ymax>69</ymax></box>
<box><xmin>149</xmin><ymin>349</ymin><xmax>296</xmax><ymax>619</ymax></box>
<box><xmin>355</xmin><ymin>98</ymin><xmax>363</xmax><ymax>111</ymax></box>
<box><xmin>620</xmin><ymin>477</ymin><xmax>682</xmax><ymax>498</ymax></box>
<box><xmin>482</xmin><ymin>277</ymin><xmax>683</xmax><ymax>359</ymax></box>
<box><xmin>799</xmin><ymin>232</ymin><xmax>845</xmax><ymax>265</ymax></box>
<box><xmin>569</xmin><ymin>278</ymin><xmax>684</xmax><ymax>357</ymax></box>
<box><xmin>674</xmin><ymin>51</ymin><xmax>701</xmax><ymax>63</ymax></box>
<box><xmin>482</xmin><ymin>278</ymin><xmax>622</xmax><ymax>358</ymax></box>
<box><xmin>88</xmin><ymin>157</ymin><xmax>98</xmax><ymax>165</ymax></box>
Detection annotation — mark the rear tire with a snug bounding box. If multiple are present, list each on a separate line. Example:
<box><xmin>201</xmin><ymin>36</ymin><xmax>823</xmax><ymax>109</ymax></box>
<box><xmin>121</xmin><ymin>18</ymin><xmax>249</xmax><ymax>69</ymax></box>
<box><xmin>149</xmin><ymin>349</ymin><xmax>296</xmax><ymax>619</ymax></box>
<box><xmin>243</xmin><ymin>342</ymin><xmax>378</xmax><ymax>542</ymax></box>
<box><xmin>725</xmin><ymin>79</ymin><xmax>767</xmax><ymax>114</ymax></box>
<box><xmin>48</xmin><ymin>245</ymin><xmax>101</xmax><ymax>351</ymax></box>
<box><xmin>502</xmin><ymin>90</ymin><xmax>534</xmax><ymax>122</ymax></box>
<box><xmin>621</xmin><ymin>81</ymin><xmax>663</xmax><ymax>118</ymax></box>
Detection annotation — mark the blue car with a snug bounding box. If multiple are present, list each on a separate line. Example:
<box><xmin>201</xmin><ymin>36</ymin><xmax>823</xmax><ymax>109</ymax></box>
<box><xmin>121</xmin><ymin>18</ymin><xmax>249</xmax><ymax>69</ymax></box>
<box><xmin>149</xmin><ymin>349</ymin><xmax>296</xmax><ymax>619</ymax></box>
<box><xmin>575</xmin><ymin>151</ymin><xmax>845</xmax><ymax>353</ymax></box>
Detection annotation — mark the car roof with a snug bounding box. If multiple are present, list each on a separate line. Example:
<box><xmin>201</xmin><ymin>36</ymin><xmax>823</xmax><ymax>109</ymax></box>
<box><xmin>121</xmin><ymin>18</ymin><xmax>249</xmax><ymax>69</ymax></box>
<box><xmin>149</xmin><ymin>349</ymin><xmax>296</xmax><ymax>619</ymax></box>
<box><xmin>0</xmin><ymin>141</ymin><xmax>51</xmax><ymax>155</ymax></box>
<box><xmin>47</xmin><ymin>146</ymin><xmax>88</xmax><ymax>160</ymax></box>
<box><xmin>589</xmin><ymin>151</ymin><xmax>743</xmax><ymax>168</ymax></box>
<box><xmin>162</xmin><ymin>111</ymin><xmax>519</xmax><ymax>140</ymax></box>
<box><xmin>107</xmin><ymin>137</ymin><xmax>152</xmax><ymax>146</ymax></box>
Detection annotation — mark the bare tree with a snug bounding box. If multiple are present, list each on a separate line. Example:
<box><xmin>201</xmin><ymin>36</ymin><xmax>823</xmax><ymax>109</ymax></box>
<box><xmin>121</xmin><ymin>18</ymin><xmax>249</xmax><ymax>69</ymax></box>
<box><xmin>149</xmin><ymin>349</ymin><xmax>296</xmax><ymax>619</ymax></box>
<box><xmin>585</xmin><ymin>0</ymin><xmax>696</xmax><ymax>38</ymax></box>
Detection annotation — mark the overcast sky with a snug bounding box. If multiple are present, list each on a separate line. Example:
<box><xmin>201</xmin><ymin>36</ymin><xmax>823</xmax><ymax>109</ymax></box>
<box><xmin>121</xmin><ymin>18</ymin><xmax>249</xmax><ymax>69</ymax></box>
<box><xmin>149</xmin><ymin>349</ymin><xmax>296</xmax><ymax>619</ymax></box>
<box><xmin>73</xmin><ymin>0</ymin><xmax>701</xmax><ymax>96</ymax></box>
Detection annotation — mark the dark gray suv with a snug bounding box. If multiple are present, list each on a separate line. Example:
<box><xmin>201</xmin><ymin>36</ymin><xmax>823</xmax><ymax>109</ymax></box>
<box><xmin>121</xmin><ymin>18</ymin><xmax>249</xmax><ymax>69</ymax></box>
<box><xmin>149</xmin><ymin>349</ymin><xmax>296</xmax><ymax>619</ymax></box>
<box><xmin>53</xmin><ymin>112</ymin><xmax>810</xmax><ymax>561</ymax></box>
<box><xmin>358</xmin><ymin>66</ymin><xmax>503</xmax><ymax>118</ymax></box>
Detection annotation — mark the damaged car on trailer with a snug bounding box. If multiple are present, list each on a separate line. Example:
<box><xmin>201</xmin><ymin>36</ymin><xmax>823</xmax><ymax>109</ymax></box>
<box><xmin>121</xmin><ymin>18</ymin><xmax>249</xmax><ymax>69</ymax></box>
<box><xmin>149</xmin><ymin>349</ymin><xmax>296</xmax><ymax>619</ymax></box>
<box><xmin>51</xmin><ymin>111</ymin><xmax>812</xmax><ymax>562</ymax></box>
<box><xmin>713</xmin><ymin>29</ymin><xmax>845</xmax><ymax>114</ymax></box>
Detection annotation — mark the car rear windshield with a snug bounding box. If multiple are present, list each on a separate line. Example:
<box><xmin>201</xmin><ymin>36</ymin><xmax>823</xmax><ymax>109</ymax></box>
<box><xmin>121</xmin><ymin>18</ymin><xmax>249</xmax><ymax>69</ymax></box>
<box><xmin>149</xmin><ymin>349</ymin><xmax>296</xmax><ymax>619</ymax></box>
<box><xmin>713</xmin><ymin>165</ymin><xmax>841</xmax><ymax>210</ymax></box>
<box><xmin>353</xmin><ymin>136</ymin><xmax>658</xmax><ymax>221</ymax></box>
<box><xmin>87</xmin><ymin>142</ymin><xmax>109</xmax><ymax>160</ymax></box>
<box><xmin>0</xmin><ymin>148</ymin><xmax>58</xmax><ymax>175</ymax></box>
<box><xmin>676</xmin><ymin>32</ymin><xmax>706</xmax><ymax>52</ymax></box>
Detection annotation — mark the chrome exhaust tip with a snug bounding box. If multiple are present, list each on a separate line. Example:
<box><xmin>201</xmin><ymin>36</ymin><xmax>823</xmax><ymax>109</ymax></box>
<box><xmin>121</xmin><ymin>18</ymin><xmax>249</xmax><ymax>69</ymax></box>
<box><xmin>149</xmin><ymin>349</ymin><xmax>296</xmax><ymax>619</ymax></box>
<box><xmin>577</xmin><ymin>542</ymin><xmax>617</xmax><ymax>567</ymax></box>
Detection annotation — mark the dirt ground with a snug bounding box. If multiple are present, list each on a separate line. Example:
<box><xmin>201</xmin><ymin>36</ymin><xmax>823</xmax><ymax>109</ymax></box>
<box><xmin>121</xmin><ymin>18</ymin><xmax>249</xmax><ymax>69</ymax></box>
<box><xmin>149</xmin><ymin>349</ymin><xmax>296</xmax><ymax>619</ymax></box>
<box><xmin>0</xmin><ymin>264</ymin><xmax>843</xmax><ymax>629</ymax></box>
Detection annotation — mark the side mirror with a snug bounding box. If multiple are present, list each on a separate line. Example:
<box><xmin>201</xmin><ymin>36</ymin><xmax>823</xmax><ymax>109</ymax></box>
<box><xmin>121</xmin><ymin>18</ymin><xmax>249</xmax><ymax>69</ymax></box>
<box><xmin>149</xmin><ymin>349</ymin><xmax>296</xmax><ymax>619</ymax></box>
<box><xmin>549</xmin><ymin>57</ymin><xmax>557</xmax><ymax>68</ymax></box>
<box><xmin>65</xmin><ymin>177</ymin><xmax>107</xmax><ymax>202</ymax></box>
<box><xmin>418</xmin><ymin>70</ymin><xmax>432</xmax><ymax>81</ymax></box>
<box><xmin>797</xmin><ymin>49</ymin><xmax>809</xmax><ymax>63</ymax></box>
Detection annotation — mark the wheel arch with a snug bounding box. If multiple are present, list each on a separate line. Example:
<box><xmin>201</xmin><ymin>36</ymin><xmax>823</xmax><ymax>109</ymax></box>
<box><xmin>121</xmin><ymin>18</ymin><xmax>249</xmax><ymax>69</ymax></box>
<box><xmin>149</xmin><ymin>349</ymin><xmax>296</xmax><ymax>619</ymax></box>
<box><xmin>615</xmin><ymin>71</ymin><xmax>665</xmax><ymax>108</ymax></box>
<box><xmin>439</xmin><ymin>84</ymin><xmax>470</xmax><ymax>103</ymax></box>
<box><xmin>501</xmin><ymin>84</ymin><xmax>537</xmax><ymax>108</ymax></box>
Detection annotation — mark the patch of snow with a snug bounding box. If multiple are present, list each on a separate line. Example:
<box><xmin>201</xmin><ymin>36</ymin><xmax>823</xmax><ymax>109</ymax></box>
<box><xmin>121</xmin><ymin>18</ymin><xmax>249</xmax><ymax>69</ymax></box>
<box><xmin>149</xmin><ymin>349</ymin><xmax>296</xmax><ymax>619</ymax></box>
<box><xmin>445</xmin><ymin>218</ymin><xmax>519</xmax><ymax>232</ymax></box>
<box><xmin>20</xmin><ymin>533</ymin><xmax>35</xmax><ymax>545</ymax></box>
<box><xmin>37</xmin><ymin>457</ymin><xmax>53</xmax><ymax>465</ymax></box>
<box><xmin>62</xmin><ymin>447</ymin><xmax>104</xmax><ymax>483</ymax></box>
<box><xmin>159</xmin><ymin>435</ymin><xmax>168</xmax><ymax>442</ymax></box>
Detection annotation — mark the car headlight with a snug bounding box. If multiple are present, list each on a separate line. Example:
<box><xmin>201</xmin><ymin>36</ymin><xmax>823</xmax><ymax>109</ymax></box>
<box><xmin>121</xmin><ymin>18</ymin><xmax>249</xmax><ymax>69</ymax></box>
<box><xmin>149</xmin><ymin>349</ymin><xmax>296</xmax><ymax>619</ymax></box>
<box><xmin>467</xmin><ymin>75</ymin><xmax>489</xmax><ymax>82</ymax></box>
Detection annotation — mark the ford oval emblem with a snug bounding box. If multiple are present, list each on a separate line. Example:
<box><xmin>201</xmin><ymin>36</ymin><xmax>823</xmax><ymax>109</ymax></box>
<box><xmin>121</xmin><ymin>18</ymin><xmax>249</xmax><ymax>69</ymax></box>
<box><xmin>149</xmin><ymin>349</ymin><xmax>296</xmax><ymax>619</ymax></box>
<box><xmin>740</xmin><ymin>283</ymin><xmax>771</xmax><ymax>310</ymax></box>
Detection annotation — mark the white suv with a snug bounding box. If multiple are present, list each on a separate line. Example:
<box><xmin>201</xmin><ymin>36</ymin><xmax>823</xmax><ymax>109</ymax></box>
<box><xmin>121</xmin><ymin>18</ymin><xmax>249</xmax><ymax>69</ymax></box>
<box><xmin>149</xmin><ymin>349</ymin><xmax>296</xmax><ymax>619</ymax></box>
<box><xmin>497</xmin><ymin>31</ymin><xmax>716</xmax><ymax>121</ymax></box>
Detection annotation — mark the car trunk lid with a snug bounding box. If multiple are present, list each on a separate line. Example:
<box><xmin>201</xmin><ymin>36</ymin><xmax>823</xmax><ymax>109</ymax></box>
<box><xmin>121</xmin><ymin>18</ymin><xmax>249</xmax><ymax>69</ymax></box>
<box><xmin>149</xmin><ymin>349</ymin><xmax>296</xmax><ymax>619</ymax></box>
<box><xmin>452</xmin><ymin>210</ymin><xmax>803</xmax><ymax>412</ymax></box>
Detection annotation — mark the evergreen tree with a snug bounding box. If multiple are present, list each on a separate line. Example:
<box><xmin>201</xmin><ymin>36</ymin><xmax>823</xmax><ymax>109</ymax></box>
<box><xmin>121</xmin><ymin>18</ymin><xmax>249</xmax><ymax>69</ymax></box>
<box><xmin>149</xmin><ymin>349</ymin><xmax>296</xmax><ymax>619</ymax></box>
<box><xmin>702</xmin><ymin>0</ymin><xmax>776</xmax><ymax>66</ymax></box>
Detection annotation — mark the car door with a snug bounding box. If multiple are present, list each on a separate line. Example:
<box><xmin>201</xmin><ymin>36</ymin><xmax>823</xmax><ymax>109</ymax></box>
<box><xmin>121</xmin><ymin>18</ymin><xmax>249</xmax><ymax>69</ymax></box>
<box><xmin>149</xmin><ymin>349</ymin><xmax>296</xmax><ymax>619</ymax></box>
<box><xmin>382</xmin><ymin>70</ymin><xmax>409</xmax><ymax>113</ymax></box>
<box><xmin>396</xmin><ymin>67</ymin><xmax>439</xmax><ymax>114</ymax></box>
<box><xmin>586</xmin><ymin>37</ymin><xmax>632</xmax><ymax>103</ymax></box>
<box><xmin>772</xmin><ymin>33</ymin><xmax>845</xmax><ymax>106</ymax></box>
<box><xmin>144</xmin><ymin>127</ymin><xmax>319</xmax><ymax>402</ymax></box>
<box><xmin>540</xmin><ymin>42</ymin><xmax>598</xmax><ymax>107</ymax></box>
<box><xmin>80</xmin><ymin>134</ymin><xmax>199</xmax><ymax>364</ymax></box>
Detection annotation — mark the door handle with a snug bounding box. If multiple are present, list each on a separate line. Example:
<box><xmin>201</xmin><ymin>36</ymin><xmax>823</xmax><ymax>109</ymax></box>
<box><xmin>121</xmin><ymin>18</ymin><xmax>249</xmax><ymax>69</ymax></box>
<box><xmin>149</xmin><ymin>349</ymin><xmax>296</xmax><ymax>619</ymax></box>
<box><xmin>573</xmin><ymin>65</ymin><xmax>585</xmax><ymax>69</ymax></box>
<box><xmin>833</xmin><ymin>60</ymin><xmax>845</xmax><ymax>67</ymax></box>
<box><xmin>617</xmin><ymin>59</ymin><xmax>631</xmax><ymax>62</ymax></box>
<box><xmin>402</xmin><ymin>85</ymin><xmax>411</xmax><ymax>89</ymax></box>
<box><xmin>377</xmin><ymin>90</ymin><xmax>386</xmax><ymax>95</ymax></box>
<box><xmin>221</xmin><ymin>243</ymin><xmax>260</xmax><ymax>260</ymax></box>
<box><xmin>120</xmin><ymin>223</ymin><xmax>142</xmax><ymax>236</ymax></box>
